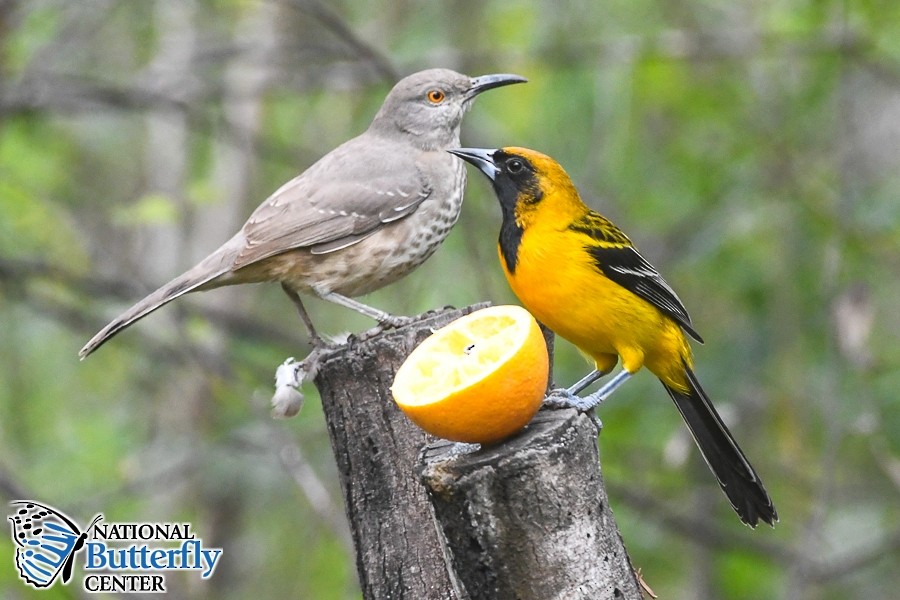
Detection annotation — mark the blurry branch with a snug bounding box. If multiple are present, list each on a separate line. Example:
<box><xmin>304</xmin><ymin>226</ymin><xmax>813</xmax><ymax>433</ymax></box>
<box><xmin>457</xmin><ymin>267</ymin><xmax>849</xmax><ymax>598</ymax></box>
<box><xmin>612</xmin><ymin>484</ymin><xmax>792</xmax><ymax>561</ymax></box>
<box><xmin>870</xmin><ymin>439</ymin><xmax>900</xmax><ymax>494</ymax></box>
<box><xmin>0</xmin><ymin>255</ymin><xmax>145</xmax><ymax>300</ymax></box>
<box><xmin>284</xmin><ymin>0</ymin><xmax>399</xmax><ymax>82</ymax></box>
<box><xmin>0</xmin><ymin>66</ymin><xmax>381</xmax><ymax>174</ymax></box>
<box><xmin>264</xmin><ymin>421</ymin><xmax>354</xmax><ymax>554</ymax></box>
<box><xmin>1</xmin><ymin>71</ymin><xmax>194</xmax><ymax>116</ymax></box>
<box><xmin>218</xmin><ymin>419</ymin><xmax>354</xmax><ymax>555</ymax></box>
<box><xmin>0</xmin><ymin>466</ymin><xmax>30</xmax><ymax>501</ymax></box>
<box><xmin>444</xmin><ymin>22</ymin><xmax>877</xmax><ymax>70</ymax></box>
<box><xmin>79</xmin><ymin>455</ymin><xmax>203</xmax><ymax>513</ymax></box>
<box><xmin>0</xmin><ymin>70</ymin><xmax>307</xmax><ymax>171</ymax></box>
<box><xmin>1</xmin><ymin>0</ymin><xmax>400</xmax><ymax>121</ymax></box>
<box><xmin>0</xmin><ymin>256</ymin><xmax>306</xmax><ymax>349</ymax></box>
<box><xmin>1</xmin><ymin>22</ymin><xmax>882</xmax><ymax>123</ymax></box>
<box><xmin>612</xmin><ymin>484</ymin><xmax>900</xmax><ymax>584</ymax></box>
<box><xmin>808</xmin><ymin>528</ymin><xmax>900</xmax><ymax>584</ymax></box>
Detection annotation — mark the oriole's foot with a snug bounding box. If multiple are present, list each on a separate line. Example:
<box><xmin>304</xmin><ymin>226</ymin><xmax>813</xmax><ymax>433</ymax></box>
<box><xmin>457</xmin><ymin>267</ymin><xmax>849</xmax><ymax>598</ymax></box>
<box><xmin>542</xmin><ymin>388</ymin><xmax>603</xmax><ymax>429</ymax></box>
<box><xmin>542</xmin><ymin>387</ymin><xmax>580</xmax><ymax>409</ymax></box>
<box><xmin>542</xmin><ymin>387</ymin><xmax>599</xmax><ymax>411</ymax></box>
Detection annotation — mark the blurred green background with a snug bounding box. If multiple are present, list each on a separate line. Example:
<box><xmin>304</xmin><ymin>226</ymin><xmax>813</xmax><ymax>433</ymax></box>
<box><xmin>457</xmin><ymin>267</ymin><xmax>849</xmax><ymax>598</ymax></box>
<box><xmin>1</xmin><ymin>0</ymin><xmax>899</xmax><ymax>598</ymax></box>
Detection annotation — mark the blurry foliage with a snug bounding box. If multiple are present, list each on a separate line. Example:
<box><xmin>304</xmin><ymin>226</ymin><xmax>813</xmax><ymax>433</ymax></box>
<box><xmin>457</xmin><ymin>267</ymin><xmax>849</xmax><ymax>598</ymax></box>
<box><xmin>1</xmin><ymin>0</ymin><xmax>899</xmax><ymax>599</ymax></box>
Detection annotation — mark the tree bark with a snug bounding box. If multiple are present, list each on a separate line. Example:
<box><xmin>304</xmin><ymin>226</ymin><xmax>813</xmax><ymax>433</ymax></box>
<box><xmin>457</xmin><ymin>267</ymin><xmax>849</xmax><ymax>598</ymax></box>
<box><xmin>312</xmin><ymin>303</ymin><xmax>640</xmax><ymax>600</ymax></box>
<box><xmin>419</xmin><ymin>409</ymin><xmax>642</xmax><ymax>600</ymax></box>
<box><xmin>313</xmin><ymin>304</ymin><xmax>489</xmax><ymax>600</ymax></box>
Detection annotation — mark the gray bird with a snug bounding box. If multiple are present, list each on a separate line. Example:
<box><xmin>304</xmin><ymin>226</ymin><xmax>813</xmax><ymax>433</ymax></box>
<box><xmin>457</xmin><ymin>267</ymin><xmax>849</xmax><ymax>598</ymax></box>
<box><xmin>79</xmin><ymin>68</ymin><xmax>526</xmax><ymax>358</ymax></box>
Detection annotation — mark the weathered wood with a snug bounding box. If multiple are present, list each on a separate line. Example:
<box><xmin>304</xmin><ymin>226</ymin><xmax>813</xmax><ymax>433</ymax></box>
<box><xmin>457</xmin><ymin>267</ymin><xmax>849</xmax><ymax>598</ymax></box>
<box><xmin>311</xmin><ymin>303</ymin><xmax>639</xmax><ymax>599</ymax></box>
<box><xmin>312</xmin><ymin>304</ymin><xmax>489</xmax><ymax>600</ymax></box>
<box><xmin>418</xmin><ymin>409</ymin><xmax>642</xmax><ymax>600</ymax></box>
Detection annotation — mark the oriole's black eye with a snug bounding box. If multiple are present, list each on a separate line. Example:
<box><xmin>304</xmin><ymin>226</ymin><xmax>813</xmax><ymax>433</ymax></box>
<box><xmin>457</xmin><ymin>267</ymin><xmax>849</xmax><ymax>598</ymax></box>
<box><xmin>507</xmin><ymin>158</ymin><xmax>524</xmax><ymax>174</ymax></box>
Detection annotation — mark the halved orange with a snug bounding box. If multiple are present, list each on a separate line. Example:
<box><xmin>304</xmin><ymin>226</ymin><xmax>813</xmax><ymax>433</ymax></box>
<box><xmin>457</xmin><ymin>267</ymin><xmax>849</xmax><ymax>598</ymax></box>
<box><xmin>391</xmin><ymin>305</ymin><xmax>549</xmax><ymax>444</ymax></box>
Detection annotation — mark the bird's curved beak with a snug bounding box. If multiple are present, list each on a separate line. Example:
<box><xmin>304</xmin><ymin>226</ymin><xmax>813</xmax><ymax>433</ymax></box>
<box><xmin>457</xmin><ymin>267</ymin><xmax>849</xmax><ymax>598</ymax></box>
<box><xmin>448</xmin><ymin>148</ymin><xmax>499</xmax><ymax>181</ymax></box>
<box><xmin>465</xmin><ymin>73</ymin><xmax>527</xmax><ymax>100</ymax></box>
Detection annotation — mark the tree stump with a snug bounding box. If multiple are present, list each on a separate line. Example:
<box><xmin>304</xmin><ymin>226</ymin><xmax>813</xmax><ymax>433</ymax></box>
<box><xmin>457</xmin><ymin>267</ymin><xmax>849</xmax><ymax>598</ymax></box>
<box><xmin>418</xmin><ymin>409</ymin><xmax>642</xmax><ymax>600</ymax></box>
<box><xmin>313</xmin><ymin>304</ymin><xmax>489</xmax><ymax>600</ymax></box>
<box><xmin>311</xmin><ymin>303</ymin><xmax>640</xmax><ymax>600</ymax></box>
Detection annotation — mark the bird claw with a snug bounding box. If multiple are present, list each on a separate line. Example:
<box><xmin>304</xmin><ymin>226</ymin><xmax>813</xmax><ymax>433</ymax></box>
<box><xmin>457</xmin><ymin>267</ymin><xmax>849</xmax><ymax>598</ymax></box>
<box><xmin>360</xmin><ymin>314</ymin><xmax>414</xmax><ymax>340</ymax></box>
<box><xmin>378</xmin><ymin>314</ymin><xmax>414</xmax><ymax>329</ymax></box>
<box><xmin>542</xmin><ymin>387</ymin><xmax>581</xmax><ymax>409</ymax></box>
<box><xmin>542</xmin><ymin>388</ymin><xmax>603</xmax><ymax>430</ymax></box>
<box><xmin>543</xmin><ymin>387</ymin><xmax>602</xmax><ymax>413</ymax></box>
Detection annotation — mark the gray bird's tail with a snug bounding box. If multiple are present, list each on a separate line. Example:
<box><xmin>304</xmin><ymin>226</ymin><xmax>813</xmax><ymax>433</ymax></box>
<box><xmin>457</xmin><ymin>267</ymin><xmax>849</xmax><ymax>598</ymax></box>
<box><xmin>79</xmin><ymin>237</ymin><xmax>242</xmax><ymax>359</ymax></box>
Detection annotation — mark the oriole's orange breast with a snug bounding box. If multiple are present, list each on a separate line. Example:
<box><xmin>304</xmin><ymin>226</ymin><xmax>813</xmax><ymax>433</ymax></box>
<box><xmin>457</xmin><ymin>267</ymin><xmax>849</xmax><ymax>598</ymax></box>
<box><xmin>500</xmin><ymin>225</ymin><xmax>692</xmax><ymax>387</ymax></box>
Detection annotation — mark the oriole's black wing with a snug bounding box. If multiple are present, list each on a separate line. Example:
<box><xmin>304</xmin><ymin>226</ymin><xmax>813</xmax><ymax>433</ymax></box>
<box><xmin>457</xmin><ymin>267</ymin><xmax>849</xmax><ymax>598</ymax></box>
<box><xmin>570</xmin><ymin>211</ymin><xmax>704</xmax><ymax>343</ymax></box>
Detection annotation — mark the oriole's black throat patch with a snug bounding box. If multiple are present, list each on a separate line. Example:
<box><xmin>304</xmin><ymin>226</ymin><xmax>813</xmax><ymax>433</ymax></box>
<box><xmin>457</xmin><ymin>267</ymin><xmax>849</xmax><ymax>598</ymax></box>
<box><xmin>492</xmin><ymin>151</ymin><xmax>542</xmax><ymax>274</ymax></box>
<box><xmin>498</xmin><ymin>212</ymin><xmax>523</xmax><ymax>274</ymax></box>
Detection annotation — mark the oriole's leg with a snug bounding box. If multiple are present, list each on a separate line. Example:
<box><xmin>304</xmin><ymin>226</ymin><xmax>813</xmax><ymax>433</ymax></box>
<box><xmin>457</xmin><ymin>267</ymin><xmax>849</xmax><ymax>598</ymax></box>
<box><xmin>281</xmin><ymin>283</ymin><xmax>323</xmax><ymax>344</ymax></box>
<box><xmin>312</xmin><ymin>286</ymin><xmax>411</xmax><ymax>328</ymax></box>
<box><xmin>544</xmin><ymin>354</ymin><xmax>616</xmax><ymax>408</ymax></box>
<box><xmin>545</xmin><ymin>368</ymin><xmax>633</xmax><ymax>412</ymax></box>
<box><xmin>575</xmin><ymin>369</ymin><xmax>633</xmax><ymax>411</ymax></box>
<box><xmin>543</xmin><ymin>368</ymin><xmax>605</xmax><ymax>409</ymax></box>
<box><xmin>567</xmin><ymin>369</ymin><xmax>605</xmax><ymax>395</ymax></box>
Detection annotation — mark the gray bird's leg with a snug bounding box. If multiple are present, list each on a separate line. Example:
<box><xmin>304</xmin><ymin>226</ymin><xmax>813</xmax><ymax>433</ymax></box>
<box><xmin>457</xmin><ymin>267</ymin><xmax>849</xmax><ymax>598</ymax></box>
<box><xmin>577</xmin><ymin>369</ymin><xmax>632</xmax><ymax>410</ymax></box>
<box><xmin>313</xmin><ymin>287</ymin><xmax>412</xmax><ymax>329</ymax></box>
<box><xmin>281</xmin><ymin>283</ymin><xmax>323</xmax><ymax>344</ymax></box>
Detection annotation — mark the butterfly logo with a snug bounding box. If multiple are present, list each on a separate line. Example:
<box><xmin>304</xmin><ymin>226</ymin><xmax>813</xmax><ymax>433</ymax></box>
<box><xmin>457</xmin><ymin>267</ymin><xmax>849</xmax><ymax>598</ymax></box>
<box><xmin>8</xmin><ymin>501</ymin><xmax>103</xmax><ymax>589</ymax></box>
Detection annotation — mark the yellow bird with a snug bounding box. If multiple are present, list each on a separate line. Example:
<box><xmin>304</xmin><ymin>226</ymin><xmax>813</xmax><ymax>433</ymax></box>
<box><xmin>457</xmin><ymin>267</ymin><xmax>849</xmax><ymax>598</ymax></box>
<box><xmin>450</xmin><ymin>146</ymin><xmax>777</xmax><ymax>527</ymax></box>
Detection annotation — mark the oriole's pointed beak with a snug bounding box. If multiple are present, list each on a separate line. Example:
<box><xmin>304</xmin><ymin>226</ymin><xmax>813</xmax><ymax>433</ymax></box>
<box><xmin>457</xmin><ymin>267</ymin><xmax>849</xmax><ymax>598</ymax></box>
<box><xmin>448</xmin><ymin>148</ymin><xmax>499</xmax><ymax>181</ymax></box>
<box><xmin>465</xmin><ymin>73</ymin><xmax>527</xmax><ymax>100</ymax></box>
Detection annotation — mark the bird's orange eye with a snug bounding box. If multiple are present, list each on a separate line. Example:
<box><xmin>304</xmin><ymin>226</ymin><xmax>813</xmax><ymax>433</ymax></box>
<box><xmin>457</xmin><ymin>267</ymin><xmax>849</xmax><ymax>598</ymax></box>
<box><xmin>426</xmin><ymin>89</ymin><xmax>445</xmax><ymax>104</ymax></box>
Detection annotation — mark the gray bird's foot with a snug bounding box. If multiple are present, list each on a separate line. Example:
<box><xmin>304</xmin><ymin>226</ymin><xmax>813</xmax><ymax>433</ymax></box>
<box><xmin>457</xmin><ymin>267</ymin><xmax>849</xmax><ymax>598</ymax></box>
<box><xmin>358</xmin><ymin>314</ymin><xmax>415</xmax><ymax>341</ymax></box>
<box><xmin>377</xmin><ymin>314</ymin><xmax>414</xmax><ymax>329</ymax></box>
<box><xmin>307</xmin><ymin>332</ymin><xmax>327</xmax><ymax>348</ymax></box>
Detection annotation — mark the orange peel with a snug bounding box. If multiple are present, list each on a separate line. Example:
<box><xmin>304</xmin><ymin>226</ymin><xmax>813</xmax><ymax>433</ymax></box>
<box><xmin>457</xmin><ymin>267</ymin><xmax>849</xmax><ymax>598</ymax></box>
<box><xmin>392</xmin><ymin>305</ymin><xmax>549</xmax><ymax>444</ymax></box>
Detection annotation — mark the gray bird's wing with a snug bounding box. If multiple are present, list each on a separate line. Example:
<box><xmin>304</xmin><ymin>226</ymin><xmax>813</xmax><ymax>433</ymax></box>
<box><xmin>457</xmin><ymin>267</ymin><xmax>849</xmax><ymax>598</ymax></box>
<box><xmin>233</xmin><ymin>145</ymin><xmax>432</xmax><ymax>269</ymax></box>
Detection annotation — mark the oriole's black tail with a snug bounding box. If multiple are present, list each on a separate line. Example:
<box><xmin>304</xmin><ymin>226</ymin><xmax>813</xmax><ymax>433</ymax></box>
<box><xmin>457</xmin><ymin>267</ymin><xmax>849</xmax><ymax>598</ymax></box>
<box><xmin>663</xmin><ymin>364</ymin><xmax>777</xmax><ymax>527</ymax></box>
